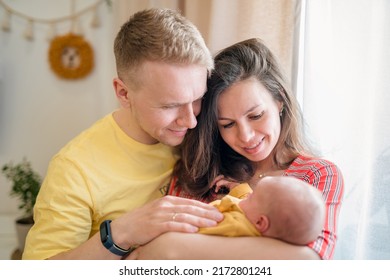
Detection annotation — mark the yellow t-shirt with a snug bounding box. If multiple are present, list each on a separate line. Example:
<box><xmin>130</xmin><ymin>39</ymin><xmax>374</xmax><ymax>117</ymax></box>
<box><xmin>198</xmin><ymin>183</ymin><xmax>260</xmax><ymax>237</ymax></box>
<box><xmin>23</xmin><ymin>113</ymin><xmax>176</xmax><ymax>259</ymax></box>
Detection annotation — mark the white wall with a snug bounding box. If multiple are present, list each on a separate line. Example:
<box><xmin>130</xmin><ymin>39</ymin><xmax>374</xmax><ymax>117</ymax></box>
<box><xmin>0</xmin><ymin>0</ymin><xmax>118</xmax><ymax>216</ymax></box>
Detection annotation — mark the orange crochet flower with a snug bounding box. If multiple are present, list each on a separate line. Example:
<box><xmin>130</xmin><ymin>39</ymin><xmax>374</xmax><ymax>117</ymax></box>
<box><xmin>48</xmin><ymin>33</ymin><xmax>94</xmax><ymax>79</ymax></box>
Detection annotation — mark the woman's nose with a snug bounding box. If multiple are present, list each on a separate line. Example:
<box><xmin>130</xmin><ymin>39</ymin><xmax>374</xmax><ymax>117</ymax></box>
<box><xmin>237</xmin><ymin>123</ymin><xmax>255</xmax><ymax>142</ymax></box>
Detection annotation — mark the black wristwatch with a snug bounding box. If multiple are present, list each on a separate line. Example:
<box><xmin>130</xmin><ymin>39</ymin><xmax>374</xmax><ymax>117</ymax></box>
<box><xmin>99</xmin><ymin>220</ymin><xmax>131</xmax><ymax>256</ymax></box>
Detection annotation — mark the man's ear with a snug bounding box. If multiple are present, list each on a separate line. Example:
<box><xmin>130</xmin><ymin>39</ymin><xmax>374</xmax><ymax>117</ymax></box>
<box><xmin>113</xmin><ymin>78</ymin><xmax>131</xmax><ymax>108</ymax></box>
<box><xmin>255</xmin><ymin>215</ymin><xmax>270</xmax><ymax>234</ymax></box>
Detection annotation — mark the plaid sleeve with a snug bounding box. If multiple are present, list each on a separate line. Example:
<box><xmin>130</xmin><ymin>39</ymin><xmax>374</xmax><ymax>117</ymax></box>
<box><xmin>286</xmin><ymin>156</ymin><xmax>345</xmax><ymax>259</ymax></box>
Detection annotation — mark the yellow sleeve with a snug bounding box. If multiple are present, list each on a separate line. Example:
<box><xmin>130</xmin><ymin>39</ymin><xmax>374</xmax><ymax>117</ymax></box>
<box><xmin>23</xmin><ymin>155</ymin><xmax>93</xmax><ymax>260</ymax></box>
<box><xmin>228</xmin><ymin>183</ymin><xmax>253</xmax><ymax>199</ymax></box>
<box><xmin>199</xmin><ymin>196</ymin><xmax>260</xmax><ymax>237</ymax></box>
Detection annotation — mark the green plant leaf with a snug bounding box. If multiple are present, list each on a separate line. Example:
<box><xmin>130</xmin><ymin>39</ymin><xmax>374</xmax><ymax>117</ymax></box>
<box><xmin>1</xmin><ymin>158</ymin><xmax>42</xmax><ymax>218</ymax></box>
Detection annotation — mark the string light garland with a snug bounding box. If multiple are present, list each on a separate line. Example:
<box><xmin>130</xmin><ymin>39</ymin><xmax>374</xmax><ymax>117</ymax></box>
<box><xmin>0</xmin><ymin>0</ymin><xmax>109</xmax><ymax>40</ymax></box>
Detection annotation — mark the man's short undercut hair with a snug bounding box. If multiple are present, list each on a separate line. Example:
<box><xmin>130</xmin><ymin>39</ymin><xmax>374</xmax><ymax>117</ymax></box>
<box><xmin>114</xmin><ymin>8</ymin><xmax>213</xmax><ymax>86</ymax></box>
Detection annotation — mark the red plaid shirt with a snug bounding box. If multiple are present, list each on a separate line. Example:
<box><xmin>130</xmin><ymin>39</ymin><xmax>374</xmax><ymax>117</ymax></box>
<box><xmin>167</xmin><ymin>154</ymin><xmax>344</xmax><ymax>260</ymax></box>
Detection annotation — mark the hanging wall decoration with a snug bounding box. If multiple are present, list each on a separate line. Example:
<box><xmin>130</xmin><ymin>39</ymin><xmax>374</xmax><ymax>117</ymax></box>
<box><xmin>48</xmin><ymin>33</ymin><xmax>94</xmax><ymax>79</ymax></box>
<box><xmin>0</xmin><ymin>0</ymin><xmax>110</xmax><ymax>79</ymax></box>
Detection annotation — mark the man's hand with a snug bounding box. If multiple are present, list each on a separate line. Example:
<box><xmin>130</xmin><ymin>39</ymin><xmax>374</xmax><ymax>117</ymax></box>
<box><xmin>110</xmin><ymin>196</ymin><xmax>223</xmax><ymax>250</ymax></box>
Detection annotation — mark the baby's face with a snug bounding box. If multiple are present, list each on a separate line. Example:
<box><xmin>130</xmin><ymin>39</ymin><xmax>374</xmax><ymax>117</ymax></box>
<box><xmin>238</xmin><ymin>183</ymin><xmax>269</xmax><ymax>224</ymax></box>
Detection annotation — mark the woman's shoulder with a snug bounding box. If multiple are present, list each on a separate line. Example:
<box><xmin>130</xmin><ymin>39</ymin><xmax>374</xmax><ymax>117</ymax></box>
<box><xmin>285</xmin><ymin>155</ymin><xmax>344</xmax><ymax>194</ymax></box>
<box><xmin>285</xmin><ymin>154</ymin><xmax>343</xmax><ymax>178</ymax></box>
<box><xmin>290</xmin><ymin>154</ymin><xmax>340</xmax><ymax>168</ymax></box>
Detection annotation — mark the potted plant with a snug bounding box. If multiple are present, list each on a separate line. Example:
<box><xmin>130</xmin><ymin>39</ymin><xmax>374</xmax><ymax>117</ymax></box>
<box><xmin>1</xmin><ymin>158</ymin><xmax>41</xmax><ymax>255</ymax></box>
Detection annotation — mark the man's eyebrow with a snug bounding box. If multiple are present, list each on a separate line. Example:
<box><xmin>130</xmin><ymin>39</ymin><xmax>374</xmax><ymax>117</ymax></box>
<box><xmin>161</xmin><ymin>92</ymin><xmax>206</xmax><ymax>107</ymax></box>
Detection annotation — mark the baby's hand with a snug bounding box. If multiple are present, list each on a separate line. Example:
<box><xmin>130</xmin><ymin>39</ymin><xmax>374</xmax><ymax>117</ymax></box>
<box><xmin>211</xmin><ymin>175</ymin><xmax>240</xmax><ymax>193</ymax></box>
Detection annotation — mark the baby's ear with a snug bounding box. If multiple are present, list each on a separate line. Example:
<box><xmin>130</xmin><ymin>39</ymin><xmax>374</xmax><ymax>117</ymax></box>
<box><xmin>255</xmin><ymin>215</ymin><xmax>269</xmax><ymax>233</ymax></box>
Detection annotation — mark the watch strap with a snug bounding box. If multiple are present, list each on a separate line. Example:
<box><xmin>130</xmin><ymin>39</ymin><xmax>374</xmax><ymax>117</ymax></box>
<box><xmin>100</xmin><ymin>220</ymin><xmax>131</xmax><ymax>256</ymax></box>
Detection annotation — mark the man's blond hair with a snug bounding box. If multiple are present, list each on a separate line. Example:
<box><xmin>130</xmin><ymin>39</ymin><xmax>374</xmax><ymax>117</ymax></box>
<box><xmin>114</xmin><ymin>8</ymin><xmax>213</xmax><ymax>86</ymax></box>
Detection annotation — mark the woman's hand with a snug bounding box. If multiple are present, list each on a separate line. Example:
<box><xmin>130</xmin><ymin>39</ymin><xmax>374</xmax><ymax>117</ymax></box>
<box><xmin>211</xmin><ymin>175</ymin><xmax>241</xmax><ymax>193</ymax></box>
<box><xmin>110</xmin><ymin>196</ymin><xmax>223</xmax><ymax>250</ymax></box>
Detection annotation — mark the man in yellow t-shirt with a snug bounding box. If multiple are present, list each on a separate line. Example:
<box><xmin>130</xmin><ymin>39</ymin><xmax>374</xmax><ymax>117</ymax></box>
<box><xmin>22</xmin><ymin>8</ymin><xmax>223</xmax><ymax>260</ymax></box>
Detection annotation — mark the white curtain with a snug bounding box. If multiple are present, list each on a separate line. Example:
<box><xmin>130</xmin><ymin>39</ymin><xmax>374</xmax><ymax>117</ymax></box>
<box><xmin>185</xmin><ymin>0</ymin><xmax>298</xmax><ymax>81</ymax></box>
<box><xmin>298</xmin><ymin>0</ymin><xmax>390</xmax><ymax>259</ymax></box>
<box><xmin>113</xmin><ymin>0</ymin><xmax>298</xmax><ymax>81</ymax></box>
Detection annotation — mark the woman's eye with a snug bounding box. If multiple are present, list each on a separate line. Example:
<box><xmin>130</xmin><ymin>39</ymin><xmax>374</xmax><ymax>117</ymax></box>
<box><xmin>250</xmin><ymin>111</ymin><xmax>264</xmax><ymax>120</ymax></box>
<box><xmin>221</xmin><ymin>122</ymin><xmax>234</xmax><ymax>129</ymax></box>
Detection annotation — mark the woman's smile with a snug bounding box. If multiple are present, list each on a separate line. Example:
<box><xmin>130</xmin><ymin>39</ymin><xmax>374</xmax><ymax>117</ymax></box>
<box><xmin>242</xmin><ymin>137</ymin><xmax>265</xmax><ymax>154</ymax></box>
